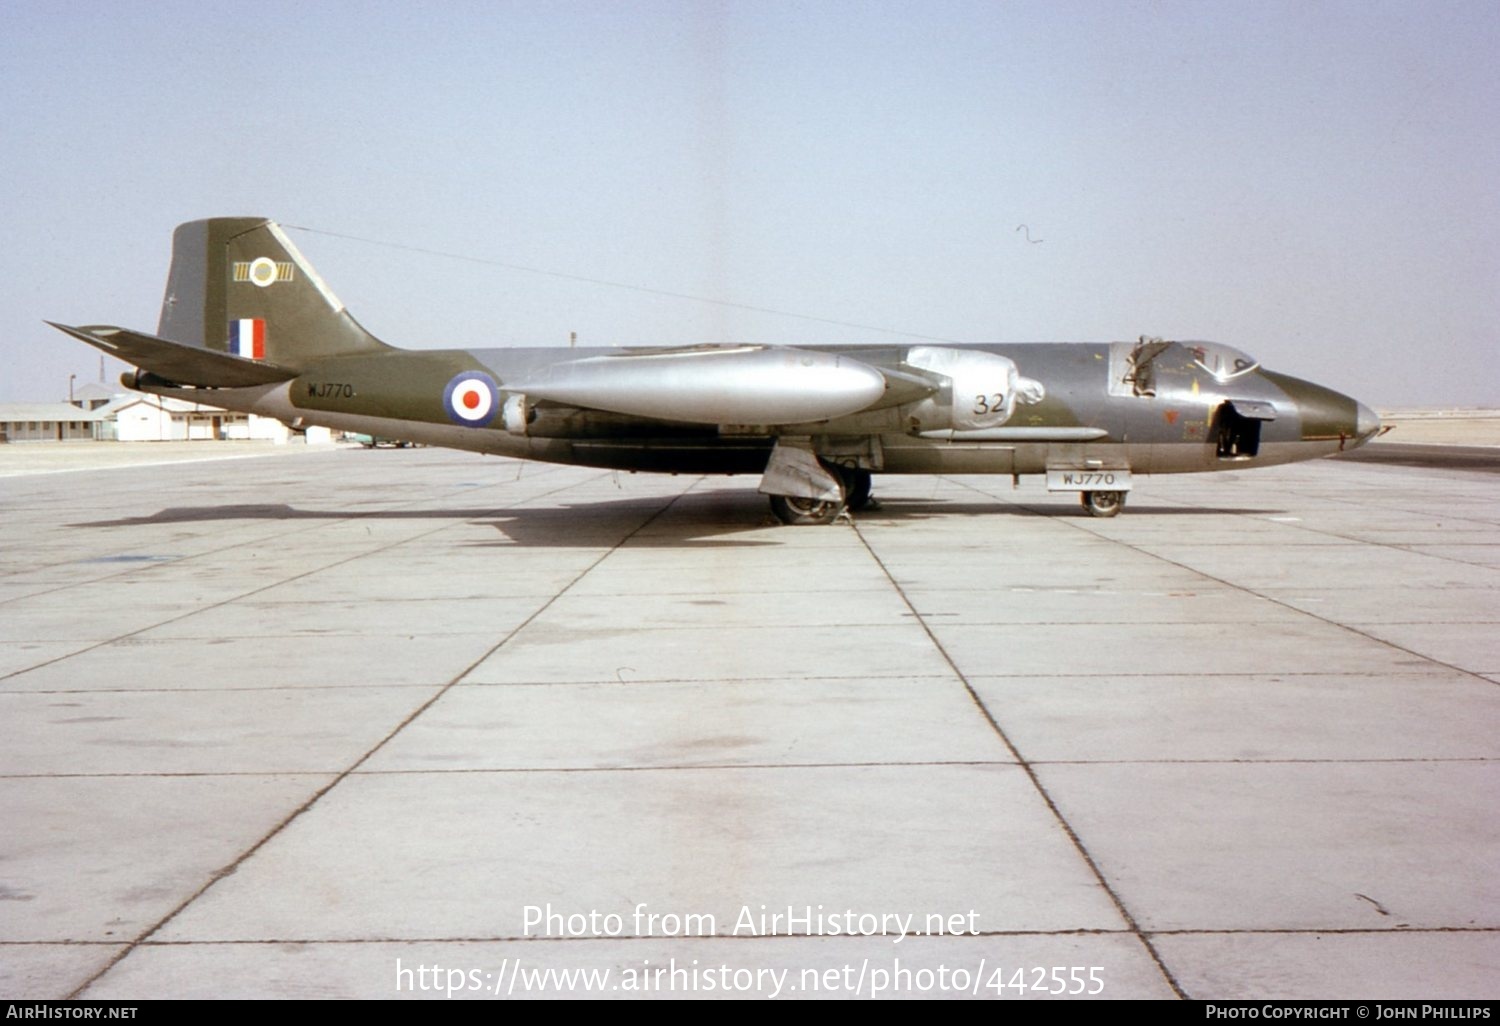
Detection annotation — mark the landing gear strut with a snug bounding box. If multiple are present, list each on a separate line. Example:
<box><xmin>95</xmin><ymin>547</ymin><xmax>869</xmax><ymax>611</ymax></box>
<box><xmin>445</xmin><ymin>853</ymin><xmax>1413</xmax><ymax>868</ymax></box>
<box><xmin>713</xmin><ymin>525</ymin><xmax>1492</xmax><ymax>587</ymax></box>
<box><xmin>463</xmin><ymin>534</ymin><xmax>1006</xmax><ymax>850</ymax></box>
<box><xmin>842</xmin><ymin>468</ymin><xmax>874</xmax><ymax>511</ymax></box>
<box><xmin>1080</xmin><ymin>490</ymin><xmax>1127</xmax><ymax>518</ymax></box>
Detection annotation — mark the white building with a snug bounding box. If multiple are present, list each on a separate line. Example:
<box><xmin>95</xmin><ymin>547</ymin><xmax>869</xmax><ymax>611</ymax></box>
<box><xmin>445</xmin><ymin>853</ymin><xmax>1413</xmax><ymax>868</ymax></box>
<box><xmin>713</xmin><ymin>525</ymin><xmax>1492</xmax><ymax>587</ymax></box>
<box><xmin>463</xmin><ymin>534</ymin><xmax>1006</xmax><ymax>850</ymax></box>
<box><xmin>95</xmin><ymin>394</ymin><xmax>295</xmax><ymax>442</ymax></box>
<box><xmin>0</xmin><ymin>403</ymin><xmax>106</xmax><ymax>442</ymax></box>
<box><xmin>70</xmin><ymin>381</ymin><xmax>120</xmax><ymax>410</ymax></box>
<box><xmin>1</xmin><ymin>392</ymin><xmax>301</xmax><ymax>444</ymax></box>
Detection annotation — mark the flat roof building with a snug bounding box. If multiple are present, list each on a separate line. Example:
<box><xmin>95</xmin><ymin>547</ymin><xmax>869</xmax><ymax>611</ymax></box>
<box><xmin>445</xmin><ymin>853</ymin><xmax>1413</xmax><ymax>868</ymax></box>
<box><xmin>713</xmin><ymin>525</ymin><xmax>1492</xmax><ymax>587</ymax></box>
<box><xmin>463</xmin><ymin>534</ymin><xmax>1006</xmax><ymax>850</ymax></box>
<box><xmin>0</xmin><ymin>403</ymin><xmax>107</xmax><ymax>442</ymax></box>
<box><xmin>0</xmin><ymin>395</ymin><xmax>291</xmax><ymax>443</ymax></box>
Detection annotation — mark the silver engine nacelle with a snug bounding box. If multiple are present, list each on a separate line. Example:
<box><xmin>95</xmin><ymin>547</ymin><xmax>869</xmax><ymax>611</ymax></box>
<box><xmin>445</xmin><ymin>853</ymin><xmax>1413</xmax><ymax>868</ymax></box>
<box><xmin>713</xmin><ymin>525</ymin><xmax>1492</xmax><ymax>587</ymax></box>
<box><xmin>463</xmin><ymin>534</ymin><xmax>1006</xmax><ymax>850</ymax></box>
<box><xmin>499</xmin><ymin>392</ymin><xmax>719</xmax><ymax>440</ymax></box>
<box><xmin>903</xmin><ymin>346</ymin><xmax>1046</xmax><ymax>432</ymax></box>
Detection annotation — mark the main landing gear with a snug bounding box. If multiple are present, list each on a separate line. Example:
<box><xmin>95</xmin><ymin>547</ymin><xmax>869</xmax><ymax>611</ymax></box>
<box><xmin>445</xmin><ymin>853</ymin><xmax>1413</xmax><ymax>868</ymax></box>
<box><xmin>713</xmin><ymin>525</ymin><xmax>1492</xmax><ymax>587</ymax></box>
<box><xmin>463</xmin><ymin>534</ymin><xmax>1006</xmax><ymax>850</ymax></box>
<box><xmin>843</xmin><ymin>468</ymin><xmax>874</xmax><ymax>512</ymax></box>
<box><xmin>768</xmin><ymin>493</ymin><xmax>843</xmax><ymax>526</ymax></box>
<box><xmin>768</xmin><ymin>467</ymin><xmax>874</xmax><ymax>526</ymax></box>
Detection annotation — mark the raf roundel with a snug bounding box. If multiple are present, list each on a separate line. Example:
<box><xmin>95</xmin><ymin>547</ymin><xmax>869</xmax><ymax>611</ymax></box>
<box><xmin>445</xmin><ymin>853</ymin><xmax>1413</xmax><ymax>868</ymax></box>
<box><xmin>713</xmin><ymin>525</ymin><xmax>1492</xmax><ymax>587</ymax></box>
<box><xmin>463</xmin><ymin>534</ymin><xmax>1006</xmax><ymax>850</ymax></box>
<box><xmin>442</xmin><ymin>371</ymin><xmax>500</xmax><ymax>427</ymax></box>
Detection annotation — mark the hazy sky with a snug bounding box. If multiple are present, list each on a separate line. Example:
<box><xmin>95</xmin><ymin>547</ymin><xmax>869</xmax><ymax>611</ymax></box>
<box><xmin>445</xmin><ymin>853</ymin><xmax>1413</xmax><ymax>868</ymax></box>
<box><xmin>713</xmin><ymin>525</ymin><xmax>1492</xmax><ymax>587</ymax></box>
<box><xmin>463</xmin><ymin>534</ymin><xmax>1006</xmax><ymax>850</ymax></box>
<box><xmin>1</xmin><ymin>0</ymin><xmax>1495</xmax><ymax>407</ymax></box>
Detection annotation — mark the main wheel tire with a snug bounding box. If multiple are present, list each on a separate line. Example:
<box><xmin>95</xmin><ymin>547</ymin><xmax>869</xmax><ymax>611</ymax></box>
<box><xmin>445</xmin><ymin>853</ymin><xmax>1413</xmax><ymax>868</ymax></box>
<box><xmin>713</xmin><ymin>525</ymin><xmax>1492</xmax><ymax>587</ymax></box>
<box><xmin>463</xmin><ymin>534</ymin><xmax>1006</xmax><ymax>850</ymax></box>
<box><xmin>842</xmin><ymin>468</ymin><xmax>874</xmax><ymax>511</ymax></box>
<box><xmin>1081</xmin><ymin>490</ymin><xmax>1126</xmax><ymax>517</ymax></box>
<box><xmin>769</xmin><ymin>493</ymin><xmax>845</xmax><ymax>526</ymax></box>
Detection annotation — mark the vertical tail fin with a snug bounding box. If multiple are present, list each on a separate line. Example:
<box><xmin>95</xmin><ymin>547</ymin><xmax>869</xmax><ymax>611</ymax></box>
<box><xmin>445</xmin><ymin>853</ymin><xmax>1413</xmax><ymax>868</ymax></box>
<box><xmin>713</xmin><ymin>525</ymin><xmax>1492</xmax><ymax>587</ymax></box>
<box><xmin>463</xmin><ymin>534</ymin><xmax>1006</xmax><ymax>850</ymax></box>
<box><xmin>157</xmin><ymin>218</ymin><xmax>390</xmax><ymax>368</ymax></box>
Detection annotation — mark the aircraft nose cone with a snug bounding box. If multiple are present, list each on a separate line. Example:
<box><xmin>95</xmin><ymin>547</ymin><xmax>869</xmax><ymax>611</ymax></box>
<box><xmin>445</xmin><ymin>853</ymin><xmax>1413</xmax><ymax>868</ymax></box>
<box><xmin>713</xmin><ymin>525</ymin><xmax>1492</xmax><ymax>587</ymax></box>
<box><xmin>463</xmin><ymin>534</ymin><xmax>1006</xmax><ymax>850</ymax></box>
<box><xmin>1355</xmin><ymin>402</ymin><xmax>1381</xmax><ymax>442</ymax></box>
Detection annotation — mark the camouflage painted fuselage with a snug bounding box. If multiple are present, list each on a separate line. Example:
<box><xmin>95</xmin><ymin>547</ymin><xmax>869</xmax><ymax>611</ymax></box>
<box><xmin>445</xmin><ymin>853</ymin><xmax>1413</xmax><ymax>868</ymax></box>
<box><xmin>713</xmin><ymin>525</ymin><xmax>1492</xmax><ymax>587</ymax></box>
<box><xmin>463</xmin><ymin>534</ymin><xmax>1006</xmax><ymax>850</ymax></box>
<box><xmin>152</xmin><ymin>340</ymin><xmax>1369</xmax><ymax>479</ymax></box>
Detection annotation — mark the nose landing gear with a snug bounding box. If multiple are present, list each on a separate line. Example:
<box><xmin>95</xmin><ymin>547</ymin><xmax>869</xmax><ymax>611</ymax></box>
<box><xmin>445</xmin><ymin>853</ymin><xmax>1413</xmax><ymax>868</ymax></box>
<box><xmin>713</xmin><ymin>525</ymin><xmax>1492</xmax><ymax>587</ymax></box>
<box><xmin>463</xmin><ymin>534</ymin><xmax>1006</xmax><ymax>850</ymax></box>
<box><xmin>1081</xmin><ymin>490</ymin><xmax>1127</xmax><ymax>517</ymax></box>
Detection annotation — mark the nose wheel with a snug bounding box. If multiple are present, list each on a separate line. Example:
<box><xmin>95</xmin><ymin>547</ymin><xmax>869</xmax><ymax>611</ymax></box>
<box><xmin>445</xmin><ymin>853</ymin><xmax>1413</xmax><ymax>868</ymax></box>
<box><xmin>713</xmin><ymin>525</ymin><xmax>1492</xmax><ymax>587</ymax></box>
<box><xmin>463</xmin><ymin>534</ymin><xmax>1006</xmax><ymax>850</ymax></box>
<box><xmin>1080</xmin><ymin>490</ymin><xmax>1127</xmax><ymax>517</ymax></box>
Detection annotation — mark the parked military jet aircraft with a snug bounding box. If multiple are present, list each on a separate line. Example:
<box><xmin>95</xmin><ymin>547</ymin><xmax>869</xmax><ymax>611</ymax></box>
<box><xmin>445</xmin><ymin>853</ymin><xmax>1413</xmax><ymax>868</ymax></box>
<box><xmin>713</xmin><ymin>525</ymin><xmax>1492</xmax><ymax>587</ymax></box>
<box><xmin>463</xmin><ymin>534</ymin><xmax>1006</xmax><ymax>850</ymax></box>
<box><xmin>51</xmin><ymin>218</ymin><xmax>1381</xmax><ymax>523</ymax></box>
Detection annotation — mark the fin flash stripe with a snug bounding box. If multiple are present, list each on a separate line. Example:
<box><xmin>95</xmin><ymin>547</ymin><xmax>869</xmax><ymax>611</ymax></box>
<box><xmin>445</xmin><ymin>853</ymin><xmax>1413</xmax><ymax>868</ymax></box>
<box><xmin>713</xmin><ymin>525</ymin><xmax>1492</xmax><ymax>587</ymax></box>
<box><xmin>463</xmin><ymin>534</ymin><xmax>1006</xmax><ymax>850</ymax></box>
<box><xmin>229</xmin><ymin>318</ymin><xmax>265</xmax><ymax>360</ymax></box>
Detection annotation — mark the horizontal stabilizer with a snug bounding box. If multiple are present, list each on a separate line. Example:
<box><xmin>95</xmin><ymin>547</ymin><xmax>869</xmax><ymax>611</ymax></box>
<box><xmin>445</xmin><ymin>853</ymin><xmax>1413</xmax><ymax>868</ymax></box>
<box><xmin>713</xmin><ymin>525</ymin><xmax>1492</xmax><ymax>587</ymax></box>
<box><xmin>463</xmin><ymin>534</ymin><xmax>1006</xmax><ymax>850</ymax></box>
<box><xmin>46</xmin><ymin>322</ymin><xmax>297</xmax><ymax>388</ymax></box>
<box><xmin>507</xmin><ymin>345</ymin><xmax>888</xmax><ymax>425</ymax></box>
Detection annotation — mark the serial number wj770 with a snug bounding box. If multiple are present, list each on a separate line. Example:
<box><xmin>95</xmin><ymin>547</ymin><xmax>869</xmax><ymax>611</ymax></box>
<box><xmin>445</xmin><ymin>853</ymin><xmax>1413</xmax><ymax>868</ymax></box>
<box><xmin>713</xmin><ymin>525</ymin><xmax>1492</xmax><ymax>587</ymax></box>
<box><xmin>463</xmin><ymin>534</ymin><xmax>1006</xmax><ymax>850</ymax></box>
<box><xmin>307</xmin><ymin>382</ymin><xmax>355</xmax><ymax>399</ymax></box>
<box><xmin>1065</xmin><ymin>472</ymin><xmax>1115</xmax><ymax>486</ymax></box>
<box><xmin>1044</xmin><ymin>468</ymin><xmax>1134</xmax><ymax>493</ymax></box>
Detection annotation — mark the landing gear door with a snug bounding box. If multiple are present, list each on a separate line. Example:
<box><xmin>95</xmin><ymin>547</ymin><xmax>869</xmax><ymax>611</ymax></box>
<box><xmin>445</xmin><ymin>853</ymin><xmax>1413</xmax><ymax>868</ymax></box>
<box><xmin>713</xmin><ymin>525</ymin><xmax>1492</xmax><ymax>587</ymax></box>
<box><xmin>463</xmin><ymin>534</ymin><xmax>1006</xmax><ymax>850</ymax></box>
<box><xmin>758</xmin><ymin>438</ymin><xmax>843</xmax><ymax>502</ymax></box>
<box><xmin>1216</xmin><ymin>399</ymin><xmax>1277</xmax><ymax>459</ymax></box>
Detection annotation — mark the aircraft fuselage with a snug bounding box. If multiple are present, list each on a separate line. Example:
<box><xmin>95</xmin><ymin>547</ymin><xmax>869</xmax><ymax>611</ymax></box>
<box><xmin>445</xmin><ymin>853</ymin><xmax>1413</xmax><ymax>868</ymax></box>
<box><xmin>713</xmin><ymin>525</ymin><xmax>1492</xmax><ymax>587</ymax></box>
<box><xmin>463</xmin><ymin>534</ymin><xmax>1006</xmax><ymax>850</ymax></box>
<box><xmin>137</xmin><ymin>340</ymin><xmax>1373</xmax><ymax>480</ymax></box>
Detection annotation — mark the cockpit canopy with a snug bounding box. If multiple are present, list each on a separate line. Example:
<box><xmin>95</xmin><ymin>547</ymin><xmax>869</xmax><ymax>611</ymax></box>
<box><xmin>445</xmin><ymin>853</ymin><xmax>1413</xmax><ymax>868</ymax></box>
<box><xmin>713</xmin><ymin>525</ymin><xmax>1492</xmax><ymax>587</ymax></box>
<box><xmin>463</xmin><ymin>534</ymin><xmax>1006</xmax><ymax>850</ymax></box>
<box><xmin>1184</xmin><ymin>341</ymin><xmax>1259</xmax><ymax>382</ymax></box>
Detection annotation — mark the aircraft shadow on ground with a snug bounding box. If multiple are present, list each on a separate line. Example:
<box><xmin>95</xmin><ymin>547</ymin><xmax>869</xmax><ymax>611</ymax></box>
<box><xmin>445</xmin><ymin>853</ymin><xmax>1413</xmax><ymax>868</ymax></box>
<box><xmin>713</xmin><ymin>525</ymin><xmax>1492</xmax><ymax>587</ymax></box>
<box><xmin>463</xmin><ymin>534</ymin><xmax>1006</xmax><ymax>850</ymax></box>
<box><xmin>68</xmin><ymin>496</ymin><xmax>771</xmax><ymax>548</ymax></box>
<box><xmin>69</xmin><ymin>491</ymin><xmax>1280</xmax><ymax>547</ymax></box>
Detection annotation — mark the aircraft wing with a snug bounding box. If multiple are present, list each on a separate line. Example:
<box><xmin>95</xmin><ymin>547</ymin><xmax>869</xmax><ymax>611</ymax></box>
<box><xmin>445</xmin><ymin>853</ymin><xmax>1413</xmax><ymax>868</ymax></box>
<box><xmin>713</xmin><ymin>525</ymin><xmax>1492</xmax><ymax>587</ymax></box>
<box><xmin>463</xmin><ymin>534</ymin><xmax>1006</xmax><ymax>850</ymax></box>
<box><xmin>47</xmin><ymin>322</ymin><xmax>298</xmax><ymax>388</ymax></box>
<box><xmin>507</xmin><ymin>345</ymin><xmax>934</xmax><ymax>426</ymax></box>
